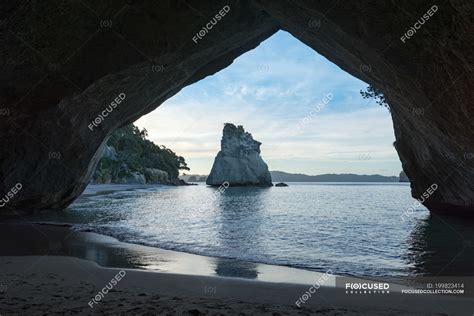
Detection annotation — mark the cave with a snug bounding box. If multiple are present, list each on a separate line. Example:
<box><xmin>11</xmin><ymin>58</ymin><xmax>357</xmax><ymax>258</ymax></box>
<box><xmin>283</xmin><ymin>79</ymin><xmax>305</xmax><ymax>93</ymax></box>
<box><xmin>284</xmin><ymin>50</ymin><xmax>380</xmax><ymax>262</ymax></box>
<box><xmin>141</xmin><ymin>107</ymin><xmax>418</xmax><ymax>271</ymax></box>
<box><xmin>1</xmin><ymin>0</ymin><xmax>473</xmax><ymax>216</ymax></box>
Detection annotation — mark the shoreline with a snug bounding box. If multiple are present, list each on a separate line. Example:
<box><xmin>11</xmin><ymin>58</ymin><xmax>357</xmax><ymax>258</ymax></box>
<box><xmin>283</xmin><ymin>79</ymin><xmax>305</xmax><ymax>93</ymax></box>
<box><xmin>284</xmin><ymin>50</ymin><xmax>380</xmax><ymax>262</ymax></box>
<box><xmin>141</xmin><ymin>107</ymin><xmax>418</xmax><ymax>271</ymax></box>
<box><xmin>1</xmin><ymin>184</ymin><xmax>473</xmax><ymax>314</ymax></box>
<box><xmin>24</xmin><ymin>221</ymin><xmax>417</xmax><ymax>286</ymax></box>
<box><xmin>0</xmin><ymin>223</ymin><xmax>473</xmax><ymax>314</ymax></box>
<box><xmin>11</xmin><ymin>183</ymin><xmax>467</xmax><ymax>284</ymax></box>
<box><xmin>73</xmin><ymin>183</ymin><xmax>411</xmax><ymax>284</ymax></box>
<box><xmin>81</xmin><ymin>183</ymin><xmax>168</xmax><ymax>197</ymax></box>
<box><xmin>0</xmin><ymin>222</ymin><xmax>334</xmax><ymax>285</ymax></box>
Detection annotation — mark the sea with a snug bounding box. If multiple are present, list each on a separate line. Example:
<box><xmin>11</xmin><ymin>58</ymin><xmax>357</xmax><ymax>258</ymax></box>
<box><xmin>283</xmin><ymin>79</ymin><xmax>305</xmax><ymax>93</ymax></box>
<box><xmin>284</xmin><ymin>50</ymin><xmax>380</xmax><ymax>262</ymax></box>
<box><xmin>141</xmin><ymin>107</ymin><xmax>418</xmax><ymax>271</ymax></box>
<box><xmin>24</xmin><ymin>182</ymin><xmax>474</xmax><ymax>278</ymax></box>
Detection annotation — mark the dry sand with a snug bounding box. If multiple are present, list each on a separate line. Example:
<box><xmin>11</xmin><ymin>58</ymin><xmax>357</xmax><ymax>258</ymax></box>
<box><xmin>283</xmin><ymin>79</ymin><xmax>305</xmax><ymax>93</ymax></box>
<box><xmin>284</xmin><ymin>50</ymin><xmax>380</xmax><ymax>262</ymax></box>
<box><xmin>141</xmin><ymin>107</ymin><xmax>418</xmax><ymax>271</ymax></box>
<box><xmin>2</xmin><ymin>255</ymin><xmax>471</xmax><ymax>315</ymax></box>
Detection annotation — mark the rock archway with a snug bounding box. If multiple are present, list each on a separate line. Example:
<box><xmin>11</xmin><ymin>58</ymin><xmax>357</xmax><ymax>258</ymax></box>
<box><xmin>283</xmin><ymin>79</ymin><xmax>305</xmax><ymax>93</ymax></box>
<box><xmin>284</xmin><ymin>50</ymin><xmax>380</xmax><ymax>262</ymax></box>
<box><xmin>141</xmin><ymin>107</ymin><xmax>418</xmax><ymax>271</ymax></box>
<box><xmin>1</xmin><ymin>1</ymin><xmax>473</xmax><ymax>216</ymax></box>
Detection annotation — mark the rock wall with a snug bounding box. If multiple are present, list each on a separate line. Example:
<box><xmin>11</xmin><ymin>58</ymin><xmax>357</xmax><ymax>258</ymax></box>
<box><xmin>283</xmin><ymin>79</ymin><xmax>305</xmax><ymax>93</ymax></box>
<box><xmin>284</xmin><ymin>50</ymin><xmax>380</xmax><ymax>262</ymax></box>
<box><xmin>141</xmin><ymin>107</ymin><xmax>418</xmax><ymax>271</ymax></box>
<box><xmin>1</xmin><ymin>1</ymin><xmax>473</xmax><ymax>216</ymax></box>
<box><xmin>254</xmin><ymin>0</ymin><xmax>474</xmax><ymax>216</ymax></box>
<box><xmin>399</xmin><ymin>171</ymin><xmax>410</xmax><ymax>183</ymax></box>
<box><xmin>207</xmin><ymin>124</ymin><xmax>272</xmax><ymax>186</ymax></box>
<box><xmin>0</xmin><ymin>0</ymin><xmax>278</xmax><ymax>211</ymax></box>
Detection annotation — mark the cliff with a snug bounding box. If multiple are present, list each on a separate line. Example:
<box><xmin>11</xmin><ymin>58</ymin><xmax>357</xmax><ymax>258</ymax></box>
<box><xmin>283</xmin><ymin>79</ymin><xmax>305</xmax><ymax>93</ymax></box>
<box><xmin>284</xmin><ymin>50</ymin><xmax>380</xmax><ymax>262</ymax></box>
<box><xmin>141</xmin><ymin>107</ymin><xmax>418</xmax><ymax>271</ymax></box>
<box><xmin>92</xmin><ymin>124</ymin><xmax>187</xmax><ymax>184</ymax></box>
<box><xmin>1</xmin><ymin>1</ymin><xmax>473</xmax><ymax>216</ymax></box>
<box><xmin>399</xmin><ymin>171</ymin><xmax>410</xmax><ymax>183</ymax></box>
<box><xmin>207</xmin><ymin>124</ymin><xmax>272</xmax><ymax>186</ymax></box>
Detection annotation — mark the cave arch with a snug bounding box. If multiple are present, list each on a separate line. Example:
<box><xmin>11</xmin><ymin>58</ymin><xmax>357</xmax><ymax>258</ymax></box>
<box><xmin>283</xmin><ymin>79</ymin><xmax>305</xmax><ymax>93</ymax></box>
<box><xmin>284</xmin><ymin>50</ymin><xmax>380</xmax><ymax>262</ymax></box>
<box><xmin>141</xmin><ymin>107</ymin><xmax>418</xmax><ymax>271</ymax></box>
<box><xmin>1</xmin><ymin>1</ymin><xmax>473</xmax><ymax>216</ymax></box>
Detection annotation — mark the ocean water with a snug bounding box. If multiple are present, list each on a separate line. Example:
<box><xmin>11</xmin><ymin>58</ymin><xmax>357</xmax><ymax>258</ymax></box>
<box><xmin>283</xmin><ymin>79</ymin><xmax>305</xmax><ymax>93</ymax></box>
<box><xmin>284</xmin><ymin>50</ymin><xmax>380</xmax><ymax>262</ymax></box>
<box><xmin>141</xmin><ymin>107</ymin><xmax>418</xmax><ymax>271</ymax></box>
<box><xmin>26</xmin><ymin>183</ymin><xmax>474</xmax><ymax>278</ymax></box>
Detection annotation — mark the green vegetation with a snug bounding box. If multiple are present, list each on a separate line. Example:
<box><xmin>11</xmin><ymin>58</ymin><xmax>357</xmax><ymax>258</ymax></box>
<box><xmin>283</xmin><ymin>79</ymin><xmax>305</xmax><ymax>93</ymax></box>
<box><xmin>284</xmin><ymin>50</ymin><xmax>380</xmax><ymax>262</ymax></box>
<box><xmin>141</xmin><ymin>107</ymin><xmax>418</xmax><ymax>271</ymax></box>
<box><xmin>360</xmin><ymin>85</ymin><xmax>389</xmax><ymax>110</ymax></box>
<box><xmin>94</xmin><ymin>124</ymin><xmax>189</xmax><ymax>183</ymax></box>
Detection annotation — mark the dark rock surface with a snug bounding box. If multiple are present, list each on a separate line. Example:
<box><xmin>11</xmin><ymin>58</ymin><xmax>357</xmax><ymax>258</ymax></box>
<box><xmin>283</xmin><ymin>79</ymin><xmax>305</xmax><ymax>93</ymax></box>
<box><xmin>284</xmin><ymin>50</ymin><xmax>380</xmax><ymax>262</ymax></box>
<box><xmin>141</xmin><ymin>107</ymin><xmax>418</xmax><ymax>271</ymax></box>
<box><xmin>170</xmin><ymin>178</ymin><xmax>196</xmax><ymax>186</ymax></box>
<box><xmin>399</xmin><ymin>171</ymin><xmax>410</xmax><ymax>183</ymax></box>
<box><xmin>207</xmin><ymin>124</ymin><xmax>272</xmax><ymax>186</ymax></box>
<box><xmin>0</xmin><ymin>0</ymin><xmax>278</xmax><ymax>211</ymax></box>
<box><xmin>1</xmin><ymin>1</ymin><xmax>473</xmax><ymax>216</ymax></box>
<box><xmin>275</xmin><ymin>182</ymin><xmax>288</xmax><ymax>187</ymax></box>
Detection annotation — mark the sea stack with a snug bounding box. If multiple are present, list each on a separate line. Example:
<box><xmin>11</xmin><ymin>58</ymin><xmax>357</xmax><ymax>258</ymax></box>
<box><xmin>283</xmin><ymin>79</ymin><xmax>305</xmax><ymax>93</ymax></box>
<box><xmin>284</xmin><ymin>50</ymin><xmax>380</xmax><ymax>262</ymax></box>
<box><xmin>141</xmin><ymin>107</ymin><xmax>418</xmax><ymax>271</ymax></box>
<box><xmin>207</xmin><ymin>123</ymin><xmax>272</xmax><ymax>186</ymax></box>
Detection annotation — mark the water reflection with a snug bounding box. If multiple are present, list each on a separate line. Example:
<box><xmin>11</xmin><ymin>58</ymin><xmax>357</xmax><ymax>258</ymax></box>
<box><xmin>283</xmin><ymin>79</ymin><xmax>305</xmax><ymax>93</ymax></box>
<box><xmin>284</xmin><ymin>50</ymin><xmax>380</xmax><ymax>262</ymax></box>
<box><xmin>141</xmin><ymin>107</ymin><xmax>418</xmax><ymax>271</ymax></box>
<box><xmin>8</xmin><ymin>184</ymin><xmax>474</xmax><ymax>278</ymax></box>
<box><xmin>405</xmin><ymin>215</ymin><xmax>474</xmax><ymax>276</ymax></box>
<box><xmin>213</xmin><ymin>187</ymin><xmax>268</xmax><ymax>272</ymax></box>
<box><xmin>214</xmin><ymin>258</ymin><xmax>258</xmax><ymax>279</ymax></box>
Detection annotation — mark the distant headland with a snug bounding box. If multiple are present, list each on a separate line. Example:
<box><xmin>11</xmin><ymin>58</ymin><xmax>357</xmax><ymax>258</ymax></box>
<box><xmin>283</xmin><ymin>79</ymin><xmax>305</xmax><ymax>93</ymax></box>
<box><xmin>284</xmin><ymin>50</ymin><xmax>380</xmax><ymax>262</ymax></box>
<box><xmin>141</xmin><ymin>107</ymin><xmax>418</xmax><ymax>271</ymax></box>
<box><xmin>182</xmin><ymin>171</ymin><xmax>405</xmax><ymax>183</ymax></box>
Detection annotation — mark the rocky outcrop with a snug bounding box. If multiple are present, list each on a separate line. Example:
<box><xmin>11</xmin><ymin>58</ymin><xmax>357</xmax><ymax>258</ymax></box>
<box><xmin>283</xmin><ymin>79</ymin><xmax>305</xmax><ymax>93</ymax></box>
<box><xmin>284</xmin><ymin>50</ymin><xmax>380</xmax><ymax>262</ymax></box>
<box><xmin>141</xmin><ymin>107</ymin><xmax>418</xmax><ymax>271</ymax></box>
<box><xmin>117</xmin><ymin>171</ymin><xmax>146</xmax><ymax>185</ymax></box>
<box><xmin>93</xmin><ymin>145</ymin><xmax>169</xmax><ymax>184</ymax></box>
<box><xmin>1</xmin><ymin>1</ymin><xmax>473</xmax><ymax>216</ymax></box>
<box><xmin>144</xmin><ymin>168</ymin><xmax>169</xmax><ymax>184</ymax></box>
<box><xmin>170</xmin><ymin>178</ymin><xmax>196</xmax><ymax>186</ymax></box>
<box><xmin>207</xmin><ymin>124</ymin><xmax>272</xmax><ymax>186</ymax></box>
<box><xmin>399</xmin><ymin>171</ymin><xmax>410</xmax><ymax>183</ymax></box>
<box><xmin>180</xmin><ymin>175</ymin><xmax>208</xmax><ymax>182</ymax></box>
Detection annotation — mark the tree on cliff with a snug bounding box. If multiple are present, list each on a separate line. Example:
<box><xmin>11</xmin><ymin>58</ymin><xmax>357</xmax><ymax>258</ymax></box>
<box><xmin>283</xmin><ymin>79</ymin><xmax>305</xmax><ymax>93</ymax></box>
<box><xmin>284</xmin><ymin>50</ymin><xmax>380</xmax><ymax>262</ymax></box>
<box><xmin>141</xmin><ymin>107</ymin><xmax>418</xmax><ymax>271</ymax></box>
<box><xmin>95</xmin><ymin>124</ymin><xmax>189</xmax><ymax>182</ymax></box>
<box><xmin>360</xmin><ymin>85</ymin><xmax>389</xmax><ymax>111</ymax></box>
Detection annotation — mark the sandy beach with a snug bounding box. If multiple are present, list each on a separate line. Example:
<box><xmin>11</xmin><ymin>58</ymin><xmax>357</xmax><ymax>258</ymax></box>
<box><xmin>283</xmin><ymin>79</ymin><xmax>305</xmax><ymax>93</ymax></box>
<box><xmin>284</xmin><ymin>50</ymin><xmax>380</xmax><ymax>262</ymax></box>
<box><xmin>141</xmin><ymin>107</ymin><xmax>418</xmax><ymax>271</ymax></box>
<box><xmin>2</xmin><ymin>254</ymin><xmax>472</xmax><ymax>315</ymax></box>
<box><xmin>1</xmin><ymin>184</ymin><xmax>473</xmax><ymax>314</ymax></box>
<box><xmin>0</xmin><ymin>222</ymin><xmax>473</xmax><ymax>315</ymax></box>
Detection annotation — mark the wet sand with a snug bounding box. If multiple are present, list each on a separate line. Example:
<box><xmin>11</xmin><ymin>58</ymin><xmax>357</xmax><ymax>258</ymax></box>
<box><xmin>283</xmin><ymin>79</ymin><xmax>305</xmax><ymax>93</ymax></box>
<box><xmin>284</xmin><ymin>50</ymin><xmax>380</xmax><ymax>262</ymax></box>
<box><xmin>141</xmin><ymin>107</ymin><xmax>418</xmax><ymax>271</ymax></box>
<box><xmin>0</xmin><ymin>222</ymin><xmax>336</xmax><ymax>284</ymax></box>
<box><xmin>0</xmin><ymin>223</ymin><xmax>473</xmax><ymax>315</ymax></box>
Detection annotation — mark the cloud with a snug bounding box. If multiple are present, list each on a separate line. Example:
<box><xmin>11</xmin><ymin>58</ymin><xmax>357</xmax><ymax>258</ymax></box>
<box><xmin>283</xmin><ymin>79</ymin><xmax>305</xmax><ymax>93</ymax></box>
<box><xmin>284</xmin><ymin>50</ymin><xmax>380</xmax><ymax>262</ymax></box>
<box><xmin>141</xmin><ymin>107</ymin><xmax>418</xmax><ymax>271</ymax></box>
<box><xmin>135</xmin><ymin>31</ymin><xmax>402</xmax><ymax>176</ymax></box>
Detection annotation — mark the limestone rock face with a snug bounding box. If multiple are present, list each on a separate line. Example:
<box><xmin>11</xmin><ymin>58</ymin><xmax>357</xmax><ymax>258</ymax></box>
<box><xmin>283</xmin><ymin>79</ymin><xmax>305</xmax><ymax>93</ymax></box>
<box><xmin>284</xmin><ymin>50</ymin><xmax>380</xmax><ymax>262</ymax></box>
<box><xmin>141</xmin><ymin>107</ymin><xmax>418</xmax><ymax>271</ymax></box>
<box><xmin>1</xmin><ymin>1</ymin><xmax>473</xmax><ymax>216</ymax></box>
<box><xmin>118</xmin><ymin>172</ymin><xmax>146</xmax><ymax>185</ymax></box>
<box><xmin>207</xmin><ymin>124</ymin><xmax>272</xmax><ymax>186</ymax></box>
<box><xmin>144</xmin><ymin>168</ymin><xmax>169</xmax><ymax>184</ymax></box>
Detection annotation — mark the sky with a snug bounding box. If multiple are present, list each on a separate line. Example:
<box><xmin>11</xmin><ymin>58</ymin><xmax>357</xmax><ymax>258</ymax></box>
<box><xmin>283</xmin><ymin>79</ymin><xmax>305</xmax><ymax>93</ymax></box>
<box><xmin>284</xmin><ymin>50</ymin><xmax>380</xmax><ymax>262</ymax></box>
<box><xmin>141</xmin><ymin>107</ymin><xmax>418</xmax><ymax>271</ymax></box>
<box><xmin>135</xmin><ymin>31</ymin><xmax>402</xmax><ymax>176</ymax></box>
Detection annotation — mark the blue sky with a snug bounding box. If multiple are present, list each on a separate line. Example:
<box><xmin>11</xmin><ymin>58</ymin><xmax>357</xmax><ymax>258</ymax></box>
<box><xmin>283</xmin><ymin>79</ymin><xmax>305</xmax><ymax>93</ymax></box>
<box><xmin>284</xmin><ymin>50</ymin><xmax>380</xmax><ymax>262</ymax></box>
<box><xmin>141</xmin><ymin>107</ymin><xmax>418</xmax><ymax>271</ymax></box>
<box><xmin>135</xmin><ymin>31</ymin><xmax>402</xmax><ymax>176</ymax></box>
